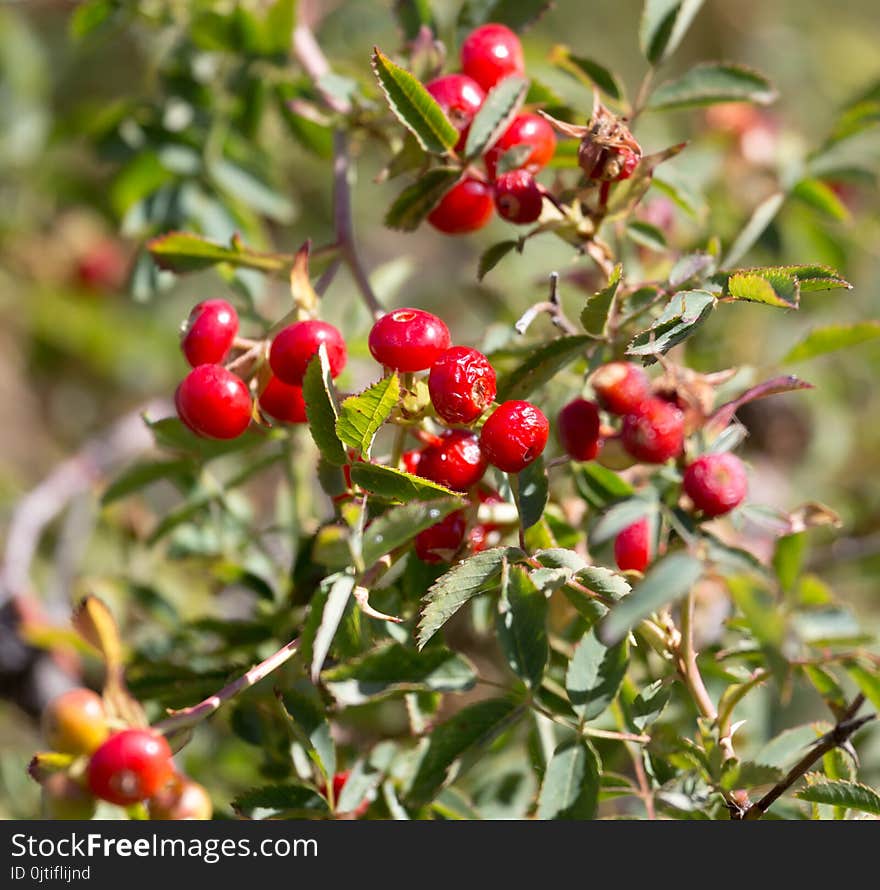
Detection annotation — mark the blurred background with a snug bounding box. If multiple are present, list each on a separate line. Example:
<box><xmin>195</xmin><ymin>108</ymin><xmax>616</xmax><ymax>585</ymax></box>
<box><xmin>1</xmin><ymin>0</ymin><xmax>878</xmax><ymax>817</ymax></box>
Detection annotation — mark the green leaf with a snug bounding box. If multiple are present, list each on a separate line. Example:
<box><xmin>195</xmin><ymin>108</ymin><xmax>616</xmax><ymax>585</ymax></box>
<box><xmin>302</xmin><ymin>346</ymin><xmax>347</xmax><ymax>466</ymax></box>
<box><xmin>406</xmin><ymin>697</ymin><xmax>523</xmax><ymax>806</ymax></box>
<box><xmin>393</xmin><ymin>0</ymin><xmax>436</xmax><ymax>40</ymax></box>
<box><xmin>322</xmin><ymin>642</ymin><xmax>476</xmax><ymax>705</ymax></box>
<box><xmin>648</xmin><ymin>62</ymin><xmax>776</xmax><ymax>111</ymax></box>
<box><xmin>337</xmin><ymin>742</ymin><xmax>397</xmax><ymax>814</ymax></box>
<box><xmin>209</xmin><ymin>159</ymin><xmax>296</xmax><ymax>223</ymax></box>
<box><xmin>726</xmin><ymin>269</ymin><xmax>799</xmax><ymax>309</ymax></box>
<box><xmin>627</xmin><ymin>289</ymin><xmax>715</xmax><ymax>357</ymax></box>
<box><xmin>573</xmin><ymin>463</ymin><xmax>634</xmax><ymax>510</ymax></box>
<box><xmin>537</xmin><ymin>739</ymin><xmax>601</xmax><ymax>819</ymax></box>
<box><xmin>456</xmin><ymin>0</ymin><xmax>552</xmax><ymax>38</ymax></box>
<box><xmin>626</xmin><ymin>220</ymin><xmax>667</xmax><ymax>252</ymax></box>
<box><xmin>497</xmin><ymin>565</ymin><xmax>548</xmax><ymax>689</ymax></box>
<box><xmin>310</xmin><ymin>572</ymin><xmax>356</xmax><ymax>682</ymax></box>
<box><xmin>362</xmin><ymin>498</ymin><xmax>462</xmax><ymax>565</ymax></box>
<box><xmin>514</xmin><ymin>457</ymin><xmax>548</xmax><ymax>530</ymax></box>
<box><xmin>581</xmin><ymin>265</ymin><xmax>622</xmax><ymax>337</ymax></box>
<box><xmin>350</xmin><ymin>463</ymin><xmax>461</xmax><ymax>503</ymax></box>
<box><xmin>371</xmin><ymin>47</ymin><xmax>458</xmax><ymax>154</ymax></box>
<box><xmin>845</xmin><ymin>662</ymin><xmax>880</xmax><ymax>711</ymax></box>
<box><xmin>599</xmin><ymin>553</ymin><xmax>703</xmax><ymax>645</ymax></box>
<box><xmin>631</xmin><ymin>679</ymin><xmax>671</xmax><ymax>730</ymax></box>
<box><xmin>336</xmin><ymin>374</ymin><xmax>400</xmax><ymax>458</ymax></box>
<box><xmin>591</xmin><ymin>497</ymin><xmax>657</xmax><ymax>546</ymax></box>
<box><xmin>232</xmin><ymin>784</ymin><xmax>329</xmax><ymax>819</ymax></box>
<box><xmin>279</xmin><ymin>686</ymin><xmax>336</xmax><ymax>780</ymax></box>
<box><xmin>797</xmin><ymin>778</ymin><xmax>880</xmax><ymax>816</ymax></box>
<box><xmin>497</xmin><ymin>335</ymin><xmax>591</xmax><ymax>401</ymax></box>
<box><xmin>566</xmin><ymin>630</ymin><xmax>629</xmax><ymax>721</ymax></box>
<box><xmin>772</xmin><ymin>532</ymin><xmax>806</xmax><ymax>592</ymax></box>
<box><xmin>721</xmin><ymin>192</ymin><xmax>785</xmax><ymax>267</ymax></box>
<box><xmin>496</xmin><ymin>144</ymin><xmax>535</xmax><ymax>176</ymax></box>
<box><xmin>385</xmin><ymin>168</ymin><xmax>462</xmax><ymax>231</ymax></box>
<box><xmin>639</xmin><ymin>0</ymin><xmax>705</xmax><ymax>65</ymax></box>
<box><xmin>147</xmin><ymin>231</ymin><xmax>289</xmax><ymax>275</ymax></box>
<box><xmin>418</xmin><ymin>547</ymin><xmax>524</xmax><ymax>649</ymax></box>
<box><xmin>551</xmin><ymin>47</ymin><xmax>624</xmax><ymax>101</ymax></box>
<box><xmin>276</xmin><ymin>86</ymin><xmax>334</xmax><ymax>159</ymax></box>
<box><xmin>70</xmin><ymin>0</ymin><xmax>114</xmax><ymax>39</ymax></box>
<box><xmin>791</xmin><ymin>178</ymin><xmax>851</xmax><ymax>221</ymax></box>
<box><xmin>782</xmin><ymin>322</ymin><xmax>880</xmax><ymax>364</ymax></box>
<box><xmin>755</xmin><ymin>724</ymin><xmax>827</xmax><ymax>770</ymax></box>
<box><xmin>464</xmin><ymin>75</ymin><xmax>529</xmax><ymax>159</ymax></box>
<box><xmin>669</xmin><ymin>252</ymin><xmax>715</xmax><ymax>288</ymax></box>
<box><xmin>777</xmin><ymin>264</ymin><xmax>852</xmax><ymax>292</ymax></box>
<box><xmin>575</xmin><ymin>567</ymin><xmax>632</xmax><ymax>601</ymax></box>
<box><xmin>102</xmin><ymin>459</ymin><xmax>192</xmax><ymax>505</ymax></box>
<box><xmin>478</xmin><ymin>240</ymin><xmax>519</xmax><ymax>281</ymax></box>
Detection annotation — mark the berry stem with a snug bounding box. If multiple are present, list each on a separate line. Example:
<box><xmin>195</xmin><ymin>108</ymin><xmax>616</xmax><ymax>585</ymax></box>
<box><xmin>508</xmin><ymin>474</ymin><xmax>526</xmax><ymax>550</ymax></box>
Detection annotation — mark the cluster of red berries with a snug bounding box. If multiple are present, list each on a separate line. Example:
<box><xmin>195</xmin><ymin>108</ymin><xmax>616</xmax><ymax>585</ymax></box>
<box><xmin>36</xmin><ymin>688</ymin><xmax>210</xmax><ymax>819</ymax></box>
<box><xmin>423</xmin><ymin>24</ymin><xmax>557</xmax><ymax>232</ymax></box>
<box><xmin>556</xmin><ymin>361</ymin><xmax>748</xmax><ymax>573</ymax></box>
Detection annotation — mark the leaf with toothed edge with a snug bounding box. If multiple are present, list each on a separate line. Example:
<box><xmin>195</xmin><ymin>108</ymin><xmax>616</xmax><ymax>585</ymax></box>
<box><xmin>496</xmin><ymin>335</ymin><xmax>592</xmax><ymax>400</ymax></box>
<box><xmin>537</xmin><ymin>739</ymin><xmax>601</xmax><ymax>819</ymax></box>
<box><xmin>464</xmin><ymin>75</ymin><xmax>529</xmax><ymax>159</ymax></box>
<box><xmin>581</xmin><ymin>265</ymin><xmax>622</xmax><ymax>337</ymax></box>
<box><xmin>350</xmin><ymin>463</ymin><xmax>462</xmax><ymax>503</ymax></box>
<box><xmin>148</xmin><ymin>231</ymin><xmax>290</xmax><ymax>274</ymax></box>
<box><xmin>497</xmin><ymin>565</ymin><xmax>548</xmax><ymax>689</ymax></box>
<box><xmin>478</xmin><ymin>240</ymin><xmax>519</xmax><ymax>280</ymax></box>
<box><xmin>302</xmin><ymin>346</ymin><xmax>347</xmax><ymax>466</ymax></box>
<box><xmin>336</xmin><ymin>374</ymin><xmax>400</xmax><ymax>457</ymax></box>
<box><xmin>783</xmin><ymin>322</ymin><xmax>880</xmax><ymax>364</ymax></box>
<box><xmin>385</xmin><ymin>168</ymin><xmax>462</xmax><ymax>231</ymax></box>
<box><xmin>566</xmin><ymin>630</ymin><xmax>629</xmax><ymax>721</ymax></box>
<box><xmin>361</xmin><ymin>498</ymin><xmax>463</xmax><ymax>565</ymax></box>
<box><xmin>640</xmin><ymin>0</ymin><xmax>707</xmax><ymax>65</ymax></box>
<box><xmin>648</xmin><ymin>62</ymin><xmax>777</xmax><ymax>111</ymax></box>
<box><xmin>797</xmin><ymin>777</ymin><xmax>880</xmax><ymax>816</ymax></box>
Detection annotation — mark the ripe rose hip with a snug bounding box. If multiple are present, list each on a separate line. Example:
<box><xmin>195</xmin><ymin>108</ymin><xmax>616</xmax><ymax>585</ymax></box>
<box><xmin>176</xmin><ymin>365</ymin><xmax>252</xmax><ymax>440</ymax></box>
<box><xmin>427</xmin><ymin>177</ymin><xmax>494</xmax><ymax>234</ymax></box>
<box><xmin>148</xmin><ymin>775</ymin><xmax>213</xmax><ymax>820</ymax></box>
<box><xmin>461</xmin><ymin>23</ymin><xmax>525</xmax><ymax>91</ymax></box>
<box><xmin>480</xmin><ymin>400</ymin><xmax>549</xmax><ymax>473</ymax></box>
<box><xmin>368</xmin><ymin>308</ymin><xmax>451</xmax><ymax>372</ymax></box>
<box><xmin>494</xmin><ymin>170</ymin><xmax>544</xmax><ymax>224</ymax></box>
<box><xmin>42</xmin><ymin>688</ymin><xmax>109</xmax><ymax>756</ymax></box>
<box><xmin>259</xmin><ymin>375</ymin><xmax>307</xmax><ymax>424</ymax></box>
<box><xmin>590</xmin><ymin>362</ymin><xmax>650</xmax><ymax>415</ymax></box>
<box><xmin>426</xmin><ymin>74</ymin><xmax>486</xmax><ymax>150</ymax></box>
<box><xmin>402</xmin><ymin>449</ymin><xmax>422</xmax><ymax>475</ymax></box>
<box><xmin>415</xmin><ymin>511</ymin><xmax>467</xmax><ymax>564</ymax></box>
<box><xmin>181</xmin><ymin>299</ymin><xmax>239</xmax><ymax>367</ymax></box>
<box><xmin>418</xmin><ymin>429</ymin><xmax>488</xmax><ymax>491</ymax></box>
<box><xmin>621</xmin><ymin>398</ymin><xmax>685</xmax><ymax>464</ymax></box>
<box><xmin>269</xmin><ymin>320</ymin><xmax>346</xmax><ymax>386</ymax></box>
<box><xmin>484</xmin><ymin>114</ymin><xmax>556</xmax><ymax>180</ymax></box>
<box><xmin>557</xmin><ymin>398</ymin><xmax>601</xmax><ymax>462</ymax></box>
<box><xmin>428</xmin><ymin>346</ymin><xmax>497</xmax><ymax>425</ymax></box>
<box><xmin>683</xmin><ymin>452</ymin><xmax>748</xmax><ymax>517</ymax></box>
<box><xmin>614</xmin><ymin>518</ymin><xmax>651</xmax><ymax>572</ymax></box>
<box><xmin>87</xmin><ymin>729</ymin><xmax>174</xmax><ymax>806</ymax></box>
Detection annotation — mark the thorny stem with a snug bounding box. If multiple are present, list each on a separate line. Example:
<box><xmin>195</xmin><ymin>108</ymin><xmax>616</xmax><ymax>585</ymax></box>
<box><xmin>514</xmin><ymin>273</ymin><xmax>579</xmax><ymax>336</ymax></box>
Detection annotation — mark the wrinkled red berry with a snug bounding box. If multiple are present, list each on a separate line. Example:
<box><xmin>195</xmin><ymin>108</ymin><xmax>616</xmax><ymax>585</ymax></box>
<box><xmin>493</xmin><ymin>170</ymin><xmax>544</xmax><ymax>224</ymax></box>
<box><xmin>368</xmin><ymin>308</ymin><xmax>451</xmax><ymax>372</ymax></box>
<box><xmin>480</xmin><ymin>400</ymin><xmax>549</xmax><ymax>473</ymax></box>
<box><xmin>590</xmin><ymin>362</ymin><xmax>650</xmax><ymax>415</ymax></box>
<box><xmin>269</xmin><ymin>320</ymin><xmax>346</xmax><ymax>386</ymax></box>
<box><xmin>259</xmin><ymin>375</ymin><xmax>307</xmax><ymax>424</ymax></box>
<box><xmin>461</xmin><ymin>23</ymin><xmax>525</xmax><ymax>92</ymax></box>
<box><xmin>614</xmin><ymin>518</ymin><xmax>651</xmax><ymax>572</ymax></box>
<box><xmin>683</xmin><ymin>452</ymin><xmax>748</xmax><ymax>517</ymax></box>
<box><xmin>428</xmin><ymin>346</ymin><xmax>497</xmax><ymax>425</ymax></box>
<box><xmin>426</xmin><ymin>74</ymin><xmax>486</xmax><ymax>151</ymax></box>
<box><xmin>181</xmin><ymin>299</ymin><xmax>239</xmax><ymax>367</ymax></box>
<box><xmin>428</xmin><ymin>177</ymin><xmax>494</xmax><ymax>234</ymax></box>
<box><xmin>484</xmin><ymin>114</ymin><xmax>557</xmax><ymax>180</ymax></box>
<box><xmin>615</xmin><ymin>148</ymin><xmax>640</xmax><ymax>181</ymax></box>
<box><xmin>148</xmin><ymin>775</ymin><xmax>212</xmax><ymax>820</ymax></box>
<box><xmin>87</xmin><ymin>729</ymin><xmax>174</xmax><ymax>806</ymax></box>
<box><xmin>558</xmin><ymin>398</ymin><xmax>601</xmax><ymax>462</ymax></box>
<box><xmin>176</xmin><ymin>365</ymin><xmax>252</xmax><ymax>440</ymax></box>
<box><xmin>415</xmin><ymin>511</ymin><xmax>467</xmax><ymax>564</ymax></box>
<box><xmin>621</xmin><ymin>398</ymin><xmax>685</xmax><ymax>464</ymax></box>
<box><xmin>418</xmin><ymin>430</ymin><xmax>488</xmax><ymax>492</ymax></box>
<box><xmin>42</xmin><ymin>688</ymin><xmax>108</xmax><ymax>756</ymax></box>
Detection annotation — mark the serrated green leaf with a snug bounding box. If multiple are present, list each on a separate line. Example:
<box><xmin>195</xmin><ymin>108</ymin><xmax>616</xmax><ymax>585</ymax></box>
<box><xmin>302</xmin><ymin>346</ymin><xmax>347</xmax><ymax>465</ymax></box>
<box><xmin>478</xmin><ymin>240</ymin><xmax>519</xmax><ymax>281</ymax></box>
<box><xmin>631</xmin><ymin>679</ymin><xmax>671</xmax><ymax>730</ymax></box>
<box><xmin>464</xmin><ymin>75</ymin><xmax>528</xmax><ymax>159</ymax></box>
<box><xmin>385</xmin><ymin>168</ymin><xmax>462</xmax><ymax>231</ymax></box>
<box><xmin>797</xmin><ymin>778</ymin><xmax>880</xmax><ymax>816</ymax></box>
<box><xmin>393</xmin><ymin>0</ymin><xmax>436</xmax><ymax>40</ymax></box>
<box><xmin>573</xmin><ymin>462</ymin><xmax>635</xmax><ymax>509</ymax></box>
<box><xmin>232</xmin><ymin>783</ymin><xmax>329</xmax><ymax>819</ymax></box>
<box><xmin>350</xmin><ymin>462</ymin><xmax>461</xmax><ymax>503</ymax></box>
<box><xmin>537</xmin><ymin>739</ymin><xmax>600</xmax><ymax>819</ymax></box>
<box><xmin>802</xmin><ymin>665</ymin><xmax>848</xmax><ymax>714</ymax></box>
<box><xmin>640</xmin><ymin>0</ymin><xmax>705</xmax><ymax>65</ymax></box>
<box><xmin>551</xmin><ymin>47</ymin><xmax>624</xmax><ymax>101</ymax></box>
<box><xmin>566</xmin><ymin>630</ymin><xmax>629</xmax><ymax>721</ymax></box>
<box><xmin>279</xmin><ymin>685</ymin><xmax>336</xmax><ymax>780</ymax></box>
<box><xmin>497</xmin><ymin>335</ymin><xmax>591</xmax><ymax>400</ymax></box>
<box><xmin>362</xmin><ymin>498</ymin><xmax>462</xmax><ymax>565</ymax></box>
<box><xmin>456</xmin><ymin>0</ymin><xmax>552</xmax><ymax>39</ymax></box>
<box><xmin>574</xmin><ymin>566</ymin><xmax>632</xmax><ymax>601</ymax></box>
<box><xmin>627</xmin><ymin>289</ymin><xmax>715</xmax><ymax>358</ymax></box>
<box><xmin>336</xmin><ymin>374</ymin><xmax>400</xmax><ymax>457</ymax></box>
<box><xmin>755</xmin><ymin>724</ymin><xmax>829</xmax><ymax>769</ymax></box>
<box><xmin>648</xmin><ymin>62</ymin><xmax>776</xmax><ymax>111</ymax></box>
<box><xmin>782</xmin><ymin>322</ymin><xmax>880</xmax><ymax>364</ymax></box>
<box><xmin>514</xmin><ymin>457</ymin><xmax>548</xmax><ymax>530</ymax></box>
<box><xmin>791</xmin><ymin>178</ymin><xmax>851</xmax><ymax>221</ymax></box>
<box><xmin>310</xmin><ymin>572</ymin><xmax>356</xmax><ymax>682</ymax></box>
<box><xmin>581</xmin><ymin>265</ymin><xmax>622</xmax><ymax>337</ymax></box>
<box><xmin>726</xmin><ymin>270</ymin><xmax>799</xmax><ymax>309</ymax></box>
<box><xmin>497</xmin><ymin>565</ymin><xmax>548</xmax><ymax>689</ymax></box>
<box><xmin>722</xmin><ymin>192</ymin><xmax>785</xmax><ymax>267</ymax></box>
<box><xmin>147</xmin><ymin>231</ymin><xmax>289</xmax><ymax>274</ymax></box>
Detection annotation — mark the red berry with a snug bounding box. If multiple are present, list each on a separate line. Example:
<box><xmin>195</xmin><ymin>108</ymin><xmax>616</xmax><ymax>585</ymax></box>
<box><xmin>180</xmin><ymin>299</ymin><xmax>239</xmax><ymax>367</ymax></box>
<box><xmin>148</xmin><ymin>775</ymin><xmax>213</xmax><ymax>820</ymax></box>
<box><xmin>621</xmin><ymin>398</ymin><xmax>685</xmax><ymax>464</ymax></box>
<box><xmin>427</xmin><ymin>177</ymin><xmax>494</xmax><ymax>234</ymax></box>
<box><xmin>480</xmin><ymin>400</ymin><xmax>549</xmax><ymax>473</ymax></box>
<box><xmin>415</xmin><ymin>511</ymin><xmax>467</xmax><ymax>564</ymax></box>
<box><xmin>269</xmin><ymin>320</ymin><xmax>346</xmax><ymax>386</ymax></box>
<box><xmin>259</xmin><ymin>375</ymin><xmax>307</xmax><ymax>424</ymax></box>
<box><xmin>76</xmin><ymin>240</ymin><xmax>128</xmax><ymax>292</ymax></box>
<box><xmin>469</xmin><ymin>489</ymin><xmax>504</xmax><ymax>553</ymax></box>
<box><xmin>683</xmin><ymin>452</ymin><xmax>748</xmax><ymax>517</ymax></box>
<box><xmin>615</xmin><ymin>147</ymin><xmax>640</xmax><ymax>181</ymax></box>
<box><xmin>428</xmin><ymin>346</ymin><xmax>497</xmax><ymax>425</ymax></box>
<box><xmin>590</xmin><ymin>362</ymin><xmax>650</xmax><ymax>415</ymax></box>
<box><xmin>87</xmin><ymin>729</ymin><xmax>174</xmax><ymax>806</ymax></box>
<box><xmin>177</xmin><ymin>365</ymin><xmax>252</xmax><ymax>440</ymax></box>
<box><xmin>493</xmin><ymin>170</ymin><xmax>544</xmax><ymax>224</ymax></box>
<box><xmin>557</xmin><ymin>398</ymin><xmax>601</xmax><ymax>462</ymax></box>
<box><xmin>418</xmin><ymin>430</ymin><xmax>488</xmax><ymax>492</ymax></box>
<box><xmin>402</xmin><ymin>449</ymin><xmax>422</xmax><ymax>475</ymax></box>
<box><xmin>614</xmin><ymin>518</ymin><xmax>651</xmax><ymax>572</ymax></box>
<box><xmin>42</xmin><ymin>688</ymin><xmax>108</xmax><ymax>756</ymax></box>
<box><xmin>484</xmin><ymin>114</ymin><xmax>556</xmax><ymax>179</ymax></box>
<box><xmin>461</xmin><ymin>23</ymin><xmax>525</xmax><ymax>92</ymax></box>
<box><xmin>426</xmin><ymin>74</ymin><xmax>486</xmax><ymax>151</ymax></box>
<box><xmin>368</xmin><ymin>308</ymin><xmax>451</xmax><ymax>372</ymax></box>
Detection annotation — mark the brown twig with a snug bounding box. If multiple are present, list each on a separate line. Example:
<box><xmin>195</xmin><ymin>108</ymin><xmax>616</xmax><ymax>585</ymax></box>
<box><xmin>514</xmin><ymin>273</ymin><xmax>579</xmax><ymax>335</ymax></box>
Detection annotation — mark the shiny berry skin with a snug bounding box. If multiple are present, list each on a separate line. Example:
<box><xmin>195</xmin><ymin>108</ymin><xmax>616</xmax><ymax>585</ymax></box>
<box><xmin>415</xmin><ymin>511</ymin><xmax>467</xmax><ymax>564</ymax></box>
<box><xmin>148</xmin><ymin>775</ymin><xmax>213</xmax><ymax>820</ymax></box>
<box><xmin>590</xmin><ymin>362</ymin><xmax>651</xmax><ymax>415</ymax></box>
<box><xmin>41</xmin><ymin>773</ymin><xmax>97</xmax><ymax>821</ymax></box>
<box><xmin>683</xmin><ymin>452</ymin><xmax>748</xmax><ymax>517</ymax></box>
<box><xmin>402</xmin><ymin>449</ymin><xmax>422</xmax><ymax>475</ymax></box>
<box><xmin>614</xmin><ymin>518</ymin><xmax>651</xmax><ymax>572</ymax></box>
<box><xmin>87</xmin><ymin>729</ymin><xmax>174</xmax><ymax>806</ymax></box>
<box><xmin>176</xmin><ymin>365</ymin><xmax>252</xmax><ymax>440</ymax></box>
<box><xmin>557</xmin><ymin>398</ymin><xmax>601</xmax><ymax>462</ymax></box>
<box><xmin>484</xmin><ymin>114</ymin><xmax>557</xmax><ymax>180</ymax></box>
<box><xmin>494</xmin><ymin>170</ymin><xmax>543</xmax><ymax>223</ymax></box>
<box><xmin>180</xmin><ymin>299</ymin><xmax>239</xmax><ymax>367</ymax></box>
<box><xmin>418</xmin><ymin>430</ymin><xmax>488</xmax><ymax>492</ymax></box>
<box><xmin>427</xmin><ymin>177</ymin><xmax>494</xmax><ymax>234</ymax></box>
<box><xmin>461</xmin><ymin>23</ymin><xmax>525</xmax><ymax>92</ymax></box>
<box><xmin>621</xmin><ymin>398</ymin><xmax>685</xmax><ymax>464</ymax></box>
<box><xmin>426</xmin><ymin>74</ymin><xmax>486</xmax><ymax>151</ymax></box>
<box><xmin>42</xmin><ymin>688</ymin><xmax>109</xmax><ymax>756</ymax></box>
<box><xmin>259</xmin><ymin>375</ymin><xmax>307</xmax><ymax>424</ymax></box>
<box><xmin>428</xmin><ymin>346</ymin><xmax>497</xmax><ymax>425</ymax></box>
<box><xmin>480</xmin><ymin>400</ymin><xmax>549</xmax><ymax>473</ymax></box>
<box><xmin>269</xmin><ymin>320</ymin><xmax>346</xmax><ymax>386</ymax></box>
<box><xmin>368</xmin><ymin>308</ymin><xmax>451</xmax><ymax>372</ymax></box>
